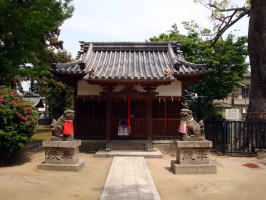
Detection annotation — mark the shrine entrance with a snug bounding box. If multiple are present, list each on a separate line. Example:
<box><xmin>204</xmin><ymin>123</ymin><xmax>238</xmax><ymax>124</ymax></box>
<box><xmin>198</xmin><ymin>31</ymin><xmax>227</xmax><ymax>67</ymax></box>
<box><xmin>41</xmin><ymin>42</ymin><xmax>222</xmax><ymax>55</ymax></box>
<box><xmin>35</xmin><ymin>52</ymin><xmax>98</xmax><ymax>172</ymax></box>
<box><xmin>111</xmin><ymin>97</ymin><xmax>147</xmax><ymax>140</ymax></box>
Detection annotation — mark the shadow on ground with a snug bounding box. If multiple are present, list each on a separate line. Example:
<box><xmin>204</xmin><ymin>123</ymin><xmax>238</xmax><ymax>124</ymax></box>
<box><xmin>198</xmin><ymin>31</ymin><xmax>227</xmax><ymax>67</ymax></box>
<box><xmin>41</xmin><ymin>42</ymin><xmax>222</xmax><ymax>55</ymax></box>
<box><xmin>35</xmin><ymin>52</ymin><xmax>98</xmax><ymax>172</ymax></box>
<box><xmin>0</xmin><ymin>147</ymin><xmax>43</xmax><ymax>167</ymax></box>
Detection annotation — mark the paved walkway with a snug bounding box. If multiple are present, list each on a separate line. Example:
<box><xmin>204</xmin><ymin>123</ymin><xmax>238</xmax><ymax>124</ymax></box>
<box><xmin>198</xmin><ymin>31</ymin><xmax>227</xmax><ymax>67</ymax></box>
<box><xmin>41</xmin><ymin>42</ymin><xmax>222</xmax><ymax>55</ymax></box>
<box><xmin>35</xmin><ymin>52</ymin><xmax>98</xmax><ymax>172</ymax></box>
<box><xmin>100</xmin><ymin>156</ymin><xmax>161</xmax><ymax>200</ymax></box>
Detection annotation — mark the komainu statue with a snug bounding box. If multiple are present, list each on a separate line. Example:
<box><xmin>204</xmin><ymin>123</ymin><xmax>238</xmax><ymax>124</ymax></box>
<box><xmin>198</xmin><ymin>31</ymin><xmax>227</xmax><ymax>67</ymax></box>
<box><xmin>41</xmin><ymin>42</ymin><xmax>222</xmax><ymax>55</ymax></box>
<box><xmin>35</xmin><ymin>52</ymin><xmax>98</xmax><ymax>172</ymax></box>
<box><xmin>199</xmin><ymin>120</ymin><xmax>205</xmax><ymax>137</ymax></box>
<box><xmin>179</xmin><ymin>103</ymin><xmax>204</xmax><ymax>140</ymax></box>
<box><xmin>51</xmin><ymin>109</ymin><xmax>75</xmax><ymax>138</ymax></box>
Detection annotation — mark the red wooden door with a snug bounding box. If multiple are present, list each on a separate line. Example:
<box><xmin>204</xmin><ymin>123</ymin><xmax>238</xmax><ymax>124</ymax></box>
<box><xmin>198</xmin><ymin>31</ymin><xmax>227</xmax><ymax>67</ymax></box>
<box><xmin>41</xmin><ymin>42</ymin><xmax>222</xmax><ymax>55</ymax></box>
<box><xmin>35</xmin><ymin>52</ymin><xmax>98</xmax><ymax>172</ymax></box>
<box><xmin>111</xmin><ymin>98</ymin><xmax>147</xmax><ymax>140</ymax></box>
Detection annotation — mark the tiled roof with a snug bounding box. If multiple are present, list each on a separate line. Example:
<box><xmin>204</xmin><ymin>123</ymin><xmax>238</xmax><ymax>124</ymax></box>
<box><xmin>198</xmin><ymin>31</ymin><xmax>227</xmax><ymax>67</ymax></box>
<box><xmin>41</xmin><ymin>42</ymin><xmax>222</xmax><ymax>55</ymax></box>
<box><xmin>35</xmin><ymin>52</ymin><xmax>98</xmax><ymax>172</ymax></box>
<box><xmin>53</xmin><ymin>42</ymin><xmax>208</xmax><ymax>81</ymax></box>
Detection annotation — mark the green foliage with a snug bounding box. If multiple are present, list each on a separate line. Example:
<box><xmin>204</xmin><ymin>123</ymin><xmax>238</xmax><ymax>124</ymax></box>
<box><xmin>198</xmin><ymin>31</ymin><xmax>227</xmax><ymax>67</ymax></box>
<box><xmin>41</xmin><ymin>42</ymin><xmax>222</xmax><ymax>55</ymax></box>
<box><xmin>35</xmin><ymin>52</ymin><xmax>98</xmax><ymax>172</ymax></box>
<box><xmin>0</xmin><ymin>1</ymin><xmax>74</xmax><ymax>125</ymax></box>
<box><xmin>45</xmin><ymin>79</ymin><xmax>73</xmax><ymax>120</ymax></box>
<box><xmin>188</xmin><ymin>99</ymin><xmax>224</xmax><ymax>121</ymax></box>
<box><xmin>0</xmin><ymin>86</ymin><xmax>38</xmax><ymax>156</ymax></box>
<box><xmin>35</xmin><ymin>50</ymin><xmax>74</xmax><ymax>119</ymax></box>
<box><xmin>150</xmin><ymin>22</ymin><xmax>248</xmax><ymax>120</ymax></box>
<box><xmin>0</xmin><ymin>0</ymin><xmax>74</xmax><ymax>86</ymax></box>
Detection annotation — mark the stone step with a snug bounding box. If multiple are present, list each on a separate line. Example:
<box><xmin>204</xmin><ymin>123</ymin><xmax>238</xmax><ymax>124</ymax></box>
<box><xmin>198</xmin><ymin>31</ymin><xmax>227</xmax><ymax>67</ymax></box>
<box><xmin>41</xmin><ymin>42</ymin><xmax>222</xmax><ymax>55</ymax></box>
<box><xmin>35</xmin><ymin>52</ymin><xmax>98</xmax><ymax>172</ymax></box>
<box><xmin>111</xmin><ymin>141</ymin><xmax>146</xmax><ymax>150</ymax></box>
<box><xmin>95</xmin><ymin>149</ymin><xmax>163</xmax><ymax>158</ymax></box>
<box><xmin>111</xmin><ymin>145</ymin><xmax>145</xmax><ymax>150</ymax></box>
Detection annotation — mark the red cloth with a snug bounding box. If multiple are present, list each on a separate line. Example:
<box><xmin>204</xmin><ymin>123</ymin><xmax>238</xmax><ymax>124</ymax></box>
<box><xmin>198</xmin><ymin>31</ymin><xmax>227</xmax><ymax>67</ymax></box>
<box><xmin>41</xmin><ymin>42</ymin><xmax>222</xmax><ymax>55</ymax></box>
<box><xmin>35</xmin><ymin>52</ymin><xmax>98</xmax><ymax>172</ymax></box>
<box><xmin>178</xmin><ymin>120</ymin><xmax>188</xmax><ymax>135</ymax></box>
<box><xmin>63</xmin><ymin>120</ymin><xmax>73</xmax><ymax>135</ymax></box>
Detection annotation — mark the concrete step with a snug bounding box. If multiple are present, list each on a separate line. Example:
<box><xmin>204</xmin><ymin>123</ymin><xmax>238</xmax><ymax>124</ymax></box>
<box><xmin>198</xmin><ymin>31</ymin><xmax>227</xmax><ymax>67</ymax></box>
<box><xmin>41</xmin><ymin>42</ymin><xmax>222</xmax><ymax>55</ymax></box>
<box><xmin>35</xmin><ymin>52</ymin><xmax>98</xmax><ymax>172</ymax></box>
<box><xmin>111</xmin><ymin>141</ymin><xmax>147</xmax><ymax>150</ymax></box>
<box><xmin>95</xmin><ymin>149</ymin><xmax>163</xmax><ymax>158</ymax></box>
<box><xmin>111</xmin><ymin>145</ymin><xmax>145</xmax><ymax>150</ymax></box>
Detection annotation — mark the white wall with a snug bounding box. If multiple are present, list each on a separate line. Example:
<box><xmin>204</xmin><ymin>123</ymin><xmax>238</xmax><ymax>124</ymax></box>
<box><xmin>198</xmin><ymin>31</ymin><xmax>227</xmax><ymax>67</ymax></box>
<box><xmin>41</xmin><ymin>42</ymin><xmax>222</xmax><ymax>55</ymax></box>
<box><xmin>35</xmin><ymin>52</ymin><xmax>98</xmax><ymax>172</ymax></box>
<box><xmin>156</xmin><ymin>80</ymin><xmax>182</xmax><ymax>96</ymax></box>
<box><xmin>77</xmin><ymin>80</ymin><xmax>182</xmax><ymax>96</ymax></box>
<box><xmin>77</xmin><ymin>80</ymin><xmax>102</xmax><ymax>95</ymax></box>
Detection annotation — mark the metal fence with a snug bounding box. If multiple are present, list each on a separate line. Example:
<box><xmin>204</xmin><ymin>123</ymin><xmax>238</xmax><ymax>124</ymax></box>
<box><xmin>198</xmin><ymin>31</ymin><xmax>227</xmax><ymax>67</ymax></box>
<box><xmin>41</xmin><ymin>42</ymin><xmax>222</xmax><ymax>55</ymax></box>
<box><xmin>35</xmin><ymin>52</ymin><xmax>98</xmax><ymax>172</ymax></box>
<box><xmin>205</xmin><ymin>121</ymin><xmax>266</xmax><ymax>155</ymax></box>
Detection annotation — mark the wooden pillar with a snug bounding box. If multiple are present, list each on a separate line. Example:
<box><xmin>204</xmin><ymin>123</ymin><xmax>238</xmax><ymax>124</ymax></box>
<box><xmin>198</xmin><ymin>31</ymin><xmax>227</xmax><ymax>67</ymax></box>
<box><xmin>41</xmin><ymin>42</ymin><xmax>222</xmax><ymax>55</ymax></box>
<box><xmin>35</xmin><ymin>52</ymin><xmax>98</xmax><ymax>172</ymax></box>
<box><xmin>73</xmin><ymin>81</ymin><xmax>78</xmax><ymax>139</ymax></box>
<box><xmin>146</xmin><ymin>95</ymin><xmax>153</xmax><ymax>151</ymax></box>
<box><xmin>143</xmin><ymin>85</ymin><xmax>157</xmax><ymax>151</ymax></box>
<box><xmin>101</xmin><ymin>84</ymin><xmax>115</xmax><ymax>151</ymax></box>
<box><xmin>105</xmin><ymin>96</ymin><xmax>112</xmax><ymax>151</ymax></box>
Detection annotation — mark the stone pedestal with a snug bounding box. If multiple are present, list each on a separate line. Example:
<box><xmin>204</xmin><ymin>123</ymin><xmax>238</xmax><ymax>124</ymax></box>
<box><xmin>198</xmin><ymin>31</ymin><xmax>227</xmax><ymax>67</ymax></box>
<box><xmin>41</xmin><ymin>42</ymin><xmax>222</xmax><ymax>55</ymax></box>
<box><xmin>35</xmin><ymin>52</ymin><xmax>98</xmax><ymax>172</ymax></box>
<box><xmin>171</xmin><ymin>140</ymin><xmax>216</xmax><ymax>174</ymax></box>
<box><xmin>256</xmin><ymin>148</ymin><xmax>266</xmax><ymax>159</ymax></box>
<box><xmin>37</xmin><ymin>140</ymin><xmax>85</xmax><ymax>171</ymax></box>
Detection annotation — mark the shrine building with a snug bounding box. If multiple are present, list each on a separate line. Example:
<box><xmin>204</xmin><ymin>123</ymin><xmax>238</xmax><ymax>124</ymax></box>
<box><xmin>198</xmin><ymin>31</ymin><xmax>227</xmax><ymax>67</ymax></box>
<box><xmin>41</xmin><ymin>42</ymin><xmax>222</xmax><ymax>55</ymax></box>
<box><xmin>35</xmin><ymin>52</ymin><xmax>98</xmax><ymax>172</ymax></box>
<box><xmin>53</xmin><ymin>42</ymin><xmax>208</xmax><ymax>151</ymax></box>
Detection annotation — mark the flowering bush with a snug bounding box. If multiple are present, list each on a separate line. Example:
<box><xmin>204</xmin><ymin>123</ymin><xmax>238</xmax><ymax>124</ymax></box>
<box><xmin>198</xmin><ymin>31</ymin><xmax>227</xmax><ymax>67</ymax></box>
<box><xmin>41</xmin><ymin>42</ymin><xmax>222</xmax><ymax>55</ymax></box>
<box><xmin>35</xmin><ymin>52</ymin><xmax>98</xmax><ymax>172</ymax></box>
<box><xmin>0</xmin><ymin>86</ymin><xmax>37</xmax><ymax>157</ymax></box>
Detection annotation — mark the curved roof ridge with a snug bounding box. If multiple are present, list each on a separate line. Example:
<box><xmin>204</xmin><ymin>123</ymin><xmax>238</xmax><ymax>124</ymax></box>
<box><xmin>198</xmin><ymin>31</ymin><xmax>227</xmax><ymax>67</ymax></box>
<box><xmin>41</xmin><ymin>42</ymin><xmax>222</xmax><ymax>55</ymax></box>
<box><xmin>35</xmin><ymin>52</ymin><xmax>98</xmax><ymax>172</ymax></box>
<box><xmin>79</xmin><ymin>41</ymin><xmax>180</xmax><ymax>45</ymax></box>
<box><xmin>53</xmin><ymin>41</ymin><xmax>209</xmax><ymax>80</ymax></box>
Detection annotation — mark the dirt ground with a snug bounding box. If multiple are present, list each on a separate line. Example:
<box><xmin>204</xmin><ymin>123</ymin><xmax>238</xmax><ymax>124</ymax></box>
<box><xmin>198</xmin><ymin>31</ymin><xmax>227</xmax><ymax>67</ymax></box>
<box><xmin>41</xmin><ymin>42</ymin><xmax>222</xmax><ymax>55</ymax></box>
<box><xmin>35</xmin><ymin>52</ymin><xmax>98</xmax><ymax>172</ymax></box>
<box><xmin>0</xmin><ymin>149</ymin><xmax>266</xmax><ymax>200</ymax></box>
<box><xmin>147</xmin><ymin>154</ymin><xmax>266</xmax><ymax>200</ymax></box>
<box><xmin>0</xmin><ymin>148</ymin><xmax>112</xmax><ymax>200</ymax></box>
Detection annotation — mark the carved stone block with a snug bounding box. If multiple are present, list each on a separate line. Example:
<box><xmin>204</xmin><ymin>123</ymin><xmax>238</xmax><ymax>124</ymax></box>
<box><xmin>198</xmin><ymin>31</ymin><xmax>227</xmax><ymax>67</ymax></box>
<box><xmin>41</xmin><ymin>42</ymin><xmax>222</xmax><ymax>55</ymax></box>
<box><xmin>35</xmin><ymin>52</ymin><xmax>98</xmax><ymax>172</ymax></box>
<box><xmin>176</xmin><ymin>141</ymin><xmax>212</xmax><ymax>165</ymax></box>
<box><xmin>38</xmin><ymin>140</ymin><xmax>84</xmax><ymax>171</ymax></box>
<box><xmin>172</xmin><ymin>140</ymin><xmax>216</xmax><ymax>174</ymax></box>
<box><xmin>177</xmin><ymin>149</ymin><xmax>209</xmax><ymax>165</ymax></box>
<box><xmin>44</xmin><ymin>147</ymin><xmax>79</xmax><ymax>164</ymax></box>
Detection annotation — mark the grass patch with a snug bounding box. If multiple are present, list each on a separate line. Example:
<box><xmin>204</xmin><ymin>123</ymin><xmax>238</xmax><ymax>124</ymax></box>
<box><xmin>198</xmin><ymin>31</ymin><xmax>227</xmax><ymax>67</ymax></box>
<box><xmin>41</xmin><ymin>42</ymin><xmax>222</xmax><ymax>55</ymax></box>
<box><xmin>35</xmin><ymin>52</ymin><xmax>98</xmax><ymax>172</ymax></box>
<box><xmin>30</xmin><ymin>125</ymin><xmax>52</xmax><ymax>144</ymax></box>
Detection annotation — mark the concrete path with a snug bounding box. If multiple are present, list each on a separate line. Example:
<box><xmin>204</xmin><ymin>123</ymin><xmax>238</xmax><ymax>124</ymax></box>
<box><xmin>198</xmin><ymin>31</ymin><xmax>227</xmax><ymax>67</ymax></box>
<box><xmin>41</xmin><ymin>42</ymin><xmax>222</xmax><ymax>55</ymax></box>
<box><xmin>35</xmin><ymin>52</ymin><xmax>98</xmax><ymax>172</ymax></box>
<box><xmin>100</xmin><ymin>156</ymin><xmax>161</xmax><ymax>200</ymax></box>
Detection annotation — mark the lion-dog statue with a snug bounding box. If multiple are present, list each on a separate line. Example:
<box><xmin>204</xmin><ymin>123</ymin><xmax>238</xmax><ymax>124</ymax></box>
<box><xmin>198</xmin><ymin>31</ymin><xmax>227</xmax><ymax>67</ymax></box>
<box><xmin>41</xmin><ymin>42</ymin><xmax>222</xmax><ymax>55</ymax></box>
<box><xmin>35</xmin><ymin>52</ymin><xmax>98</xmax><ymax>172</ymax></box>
<box><xmin>51</xmin><ymin>109</ymin><xmax>75</xmax><ymax>138</ymax></box>
<box><xmin>180</xmin><ymin>104</ymin><xmax>204</xmax><ymax>139</ymax></box>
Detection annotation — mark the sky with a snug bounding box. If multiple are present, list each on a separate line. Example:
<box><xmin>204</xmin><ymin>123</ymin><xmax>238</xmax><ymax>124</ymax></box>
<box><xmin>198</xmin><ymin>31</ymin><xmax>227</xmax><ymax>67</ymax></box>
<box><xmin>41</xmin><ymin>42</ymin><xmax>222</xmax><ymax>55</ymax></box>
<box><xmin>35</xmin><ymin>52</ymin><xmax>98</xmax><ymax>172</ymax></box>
<box><xmin>59</xmin><ymin>0</ymin><xmax>249</xmax><ymax>58</ymax></box>
<box><xmin>22</xmin><ymin>0</ymin><xmax>249</xmax><ymax>91</ymax></box>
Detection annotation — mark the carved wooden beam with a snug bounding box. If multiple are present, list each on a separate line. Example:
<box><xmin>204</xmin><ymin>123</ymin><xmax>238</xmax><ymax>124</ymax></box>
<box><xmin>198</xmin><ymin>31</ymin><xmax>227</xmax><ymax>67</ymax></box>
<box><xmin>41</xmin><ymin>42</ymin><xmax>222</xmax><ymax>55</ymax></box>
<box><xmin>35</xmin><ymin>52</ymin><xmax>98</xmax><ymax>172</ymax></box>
<box><xmin>143</xmin><ymin>85</ymin><xmax>159</xmax><ymax>96</ymax></box>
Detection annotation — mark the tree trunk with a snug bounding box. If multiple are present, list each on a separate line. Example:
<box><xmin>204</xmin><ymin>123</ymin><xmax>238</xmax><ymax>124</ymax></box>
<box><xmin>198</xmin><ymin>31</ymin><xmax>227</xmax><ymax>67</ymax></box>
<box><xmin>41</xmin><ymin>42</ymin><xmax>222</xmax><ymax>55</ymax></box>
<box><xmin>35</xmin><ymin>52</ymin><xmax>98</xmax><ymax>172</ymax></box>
<box><xmin>246</xmin><ymin>0</ymin><xmax>266</xmax><ymax>121</ymax></box>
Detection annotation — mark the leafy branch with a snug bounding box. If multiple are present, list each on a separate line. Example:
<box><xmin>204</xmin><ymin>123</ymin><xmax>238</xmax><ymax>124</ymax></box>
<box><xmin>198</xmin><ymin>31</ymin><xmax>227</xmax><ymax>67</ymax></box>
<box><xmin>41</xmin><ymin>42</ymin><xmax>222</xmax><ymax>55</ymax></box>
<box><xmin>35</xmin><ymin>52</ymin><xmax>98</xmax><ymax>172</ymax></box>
<box><xmin>194</xmin><ymin>0</ymin><xmax>250</xmax><ymax>45</ymax></box>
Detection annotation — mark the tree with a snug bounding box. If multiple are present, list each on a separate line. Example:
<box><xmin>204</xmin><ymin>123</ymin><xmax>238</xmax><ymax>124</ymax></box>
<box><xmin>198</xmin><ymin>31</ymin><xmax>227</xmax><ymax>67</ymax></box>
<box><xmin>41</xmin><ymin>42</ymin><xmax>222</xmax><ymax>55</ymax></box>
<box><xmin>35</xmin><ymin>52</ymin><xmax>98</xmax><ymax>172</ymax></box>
<box><xmin>247</xmin><ymin>1</ymin><xmax>266</xmax><ymax>121</ymax></box>
<box><xmin>150</xmin><ymin>23</ymin><xmax>248</xmax><ymax>120</ymax></box>
<box><xmin>36</xmin><ymin>50</ymin><xmax>74</xmax><ymax>119</ymax></box>
<box><xmin>0</xmin><ymin>0</ymin><xmax>75</xmax><ymax>119</ymax></box>
<box><xmin>194</xmin><ymin>0</ymin><xmax>266</xmax><ymax>121</ymax></box>
<box><xmin>0</xmin><ymin>0</ymin><xmax>74</xmax><ymax>87</ymax></box>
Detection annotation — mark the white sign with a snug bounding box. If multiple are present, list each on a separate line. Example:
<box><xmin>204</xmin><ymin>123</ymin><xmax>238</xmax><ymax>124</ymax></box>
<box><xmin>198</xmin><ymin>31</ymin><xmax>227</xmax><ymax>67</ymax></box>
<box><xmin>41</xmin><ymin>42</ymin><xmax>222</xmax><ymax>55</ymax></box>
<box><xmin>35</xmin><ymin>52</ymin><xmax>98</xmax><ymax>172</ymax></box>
<box><xmin>225</xmin><ymin>109</ymin><xmax>240</xmax><ymax>120</ymax></box>
<box><xmin>118</xmin><ymin>120</ymin><xmax>129</xmax><ymax>136</ymax></box>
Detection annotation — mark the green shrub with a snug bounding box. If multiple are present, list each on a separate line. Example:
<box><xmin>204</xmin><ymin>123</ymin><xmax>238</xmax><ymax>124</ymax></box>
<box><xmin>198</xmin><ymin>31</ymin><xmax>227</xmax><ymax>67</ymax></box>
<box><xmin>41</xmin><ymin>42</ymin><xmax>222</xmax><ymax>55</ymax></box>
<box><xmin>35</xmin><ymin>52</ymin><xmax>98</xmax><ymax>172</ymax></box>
<box><xmin>0</xmin><ymin>86</ymin><xmax>37</xmax><ymax>158</ymax></box>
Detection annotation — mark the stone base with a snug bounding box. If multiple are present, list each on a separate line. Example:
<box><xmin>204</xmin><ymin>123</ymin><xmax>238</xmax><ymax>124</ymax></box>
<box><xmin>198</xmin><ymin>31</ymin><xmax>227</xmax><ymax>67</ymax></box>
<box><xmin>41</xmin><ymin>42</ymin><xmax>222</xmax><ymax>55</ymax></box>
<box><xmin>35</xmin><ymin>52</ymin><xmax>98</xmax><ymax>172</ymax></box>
<box><xmin>38</xmin><ymin>139</ymin><xmax>85</xmax><ymax>171</ymax></box>
<box><xmin>37</xmin><ymin>160</ymin><xmax>85</xmax><ymax>171</ymax></box>
<box><xmin>171</xmin><ymin>160</ymin><xmax>216</xmax><ymax>174</ymax></box>
<box><xmin>256</xmin><ymin>148</ymin><xmax>266</xmax><ymax>159</ymax></box>
<box><xmin>182</xmin><ymin>135</ymin><xmax>205</xmax><ymax>141</ymax></box>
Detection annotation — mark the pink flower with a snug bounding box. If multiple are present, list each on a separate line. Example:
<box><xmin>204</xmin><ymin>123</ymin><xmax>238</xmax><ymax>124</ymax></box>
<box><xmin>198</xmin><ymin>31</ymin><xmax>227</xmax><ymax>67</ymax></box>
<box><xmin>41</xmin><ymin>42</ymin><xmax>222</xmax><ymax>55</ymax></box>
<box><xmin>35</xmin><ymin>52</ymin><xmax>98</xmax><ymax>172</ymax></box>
<box><xmin>17</xmin><ymin>114</ymin><xmax>27</xmax><ymax>121</ymax></box>
<box><xmin>26</xmin><ymin>109</ymin><xmax>32</xmax><ymax>114</ymax></box>
<box><xmin>0</xmin><ymin>99</ymin><xmax>5</xmax><ymax>103</ymax></box>
<box><xmin>11</xmin><ymin>91</ymin><xmax>17</xmax><ymax>95</ymax></box>
<box><xmin>18</xmin><ymin>104</ymin><xmax>23</xmax><ymax>108</ymax></box>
